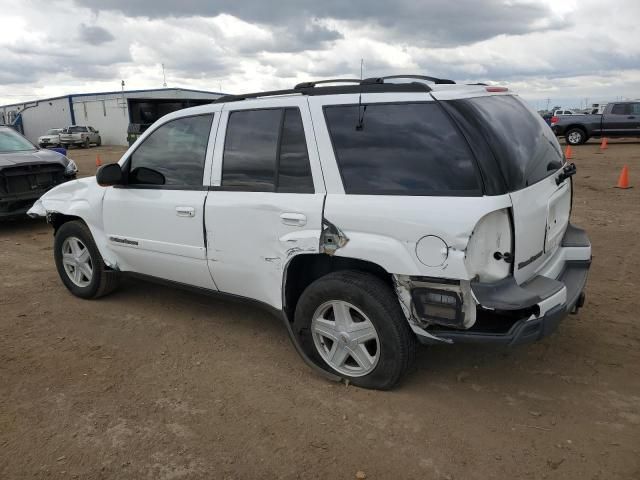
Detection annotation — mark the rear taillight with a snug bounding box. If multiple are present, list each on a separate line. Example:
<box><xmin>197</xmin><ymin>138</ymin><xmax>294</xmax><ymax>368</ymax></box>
<box><xmin>551</xmin><ymin>116</ymin><xmax>559</xmax><ymax>125</ymax></box>
<box><xmin>486</xmin><ymin>86</ymin><xmax>508</xmax><ymax>92</ymax></box>
<box><xmin>465</xmin><ymin>208</ymin><xmax>513</xmax><ymax>282</ymax></box>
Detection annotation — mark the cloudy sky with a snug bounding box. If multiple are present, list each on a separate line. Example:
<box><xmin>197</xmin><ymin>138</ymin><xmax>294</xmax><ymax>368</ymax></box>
<box><xmin>1</xmin><ymin>0</ymin><xmax>638</xmax><ymax>109</ymax></box>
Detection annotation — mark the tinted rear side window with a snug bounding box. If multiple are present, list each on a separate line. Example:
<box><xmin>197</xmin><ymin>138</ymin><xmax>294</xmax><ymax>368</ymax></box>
<box><xmin>611</xmin><ymin>104</ymin><xmax>631</xmax><ymax>115</ymax></box>
<box><xmin>324</xmin><ymin>103</ymin><xmax>480</xmax><ymax>195</ymax></box>
<box><xmin>277</xmin><ymin>109</ymin><xmax>314</xmax><ymax>193</ymax></box>
<box><xmin>446</xmin><ymin>95</ymin><xmax>563</xmax><ymax>191</ymax></box>
<box><xmin>222</xmin><ymin>108</ymin><xmax>314</xmax><ymax>193</ymax></box>
<box><xmin>222</xmin><ymin>109</ymin><xmax>282</xmax><ymax>191</ymax></box>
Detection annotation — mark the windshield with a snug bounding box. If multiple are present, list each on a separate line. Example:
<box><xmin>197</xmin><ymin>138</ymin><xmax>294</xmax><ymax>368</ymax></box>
<box><xmin>444</xmin><ymin>95</ymin><xmax>564</xmax><ymax>191</ymax></box>
<box><xmin>0</xmin><ymin>128</ymin><xmax>37</xmax><ymax>153</ymax></box>
<box><xmin>46</xmin><ymin>129</ymin><xmax>61</xmax><ymax>135</ymax></box>
<box><xmin>63</xmin><ymin>126</ymin><xmax>87</xmax><ymax>133</ymax></box>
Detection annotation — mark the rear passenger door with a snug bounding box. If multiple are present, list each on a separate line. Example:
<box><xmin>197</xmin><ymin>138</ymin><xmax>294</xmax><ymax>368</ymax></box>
<box><xmin>205</xmin><ymin>98</ymin><xmax>325</xmax><ymax>309</ymax></box>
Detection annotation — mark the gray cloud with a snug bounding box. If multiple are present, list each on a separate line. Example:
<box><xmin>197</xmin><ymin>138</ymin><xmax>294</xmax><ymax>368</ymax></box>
<box><xmin>75</xmin><ymin>0</ymin><xmax>566</xmax><ymax>47</ymax></box>
<box><xmin>78</xmin><ymin>24</ymin><xmax>115</xmax><ymax>45</ymax></box>
<box><xmin>2</xmin><ymin>0</ymin><xmax>639</xmax><ymax>107</ymax></box>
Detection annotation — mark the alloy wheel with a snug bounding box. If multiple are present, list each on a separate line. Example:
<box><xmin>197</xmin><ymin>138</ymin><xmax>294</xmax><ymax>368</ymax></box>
<box><xmin>61</xmin><ymin>236</ymin><xmax>93</xmax><ymax>287</ymax></box>
<box><xmin>311</xmin><ymin>300</ymin><xmax>380</xmax><ymax>377</ymax></box>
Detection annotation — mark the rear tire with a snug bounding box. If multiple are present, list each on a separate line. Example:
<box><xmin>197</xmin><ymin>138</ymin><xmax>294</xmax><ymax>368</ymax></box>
<box><xmin>294</xmin><ymin>270</ymin><xmax>416</xmax><ymax>390</ymax></box>
<box><xmin>565</xmin><ymin>128</ymin><xmax>587</xmax><ymax>145</ymax></box>
<box><xmin>83</xmin><ymin>138</ymin><xmax>90</xmax><ymax>148</ymax></box>
<box><xmin>54</xmin><ymin>221</ymin><xmax>119</xmax><ymax>299</ymax></box>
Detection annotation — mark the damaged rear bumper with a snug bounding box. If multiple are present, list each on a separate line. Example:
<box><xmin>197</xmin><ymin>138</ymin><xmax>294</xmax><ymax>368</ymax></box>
<box><xmin>410</xmin><ymin>224</ymin><xmax>591</xmax><ymax>346</ymax></box>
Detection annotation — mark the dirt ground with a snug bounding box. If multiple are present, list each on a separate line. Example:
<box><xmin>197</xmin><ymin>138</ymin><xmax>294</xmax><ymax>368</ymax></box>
<box><xmin>1</xmin><ymin>141</ymin><xmax>639</xmax><ymax>480</ymax></box>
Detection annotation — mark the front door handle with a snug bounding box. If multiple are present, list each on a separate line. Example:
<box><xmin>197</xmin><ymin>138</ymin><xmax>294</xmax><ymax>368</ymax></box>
<box><xmin>280</xmin><ymin>212</ymin><xmax>307</xmax><ymax>226</ymax></box>
<box><xmin>176</xmin><ymin>206</ymin><xmax>195</xmax><ymax>217</ymax></box>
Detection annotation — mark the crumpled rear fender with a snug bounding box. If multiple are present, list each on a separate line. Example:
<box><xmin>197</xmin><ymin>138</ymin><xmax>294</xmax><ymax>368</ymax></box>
<box><xmin>27</xmin><ymin>177</ymin><xmax>116</xmax><ymax>267</ymax></box>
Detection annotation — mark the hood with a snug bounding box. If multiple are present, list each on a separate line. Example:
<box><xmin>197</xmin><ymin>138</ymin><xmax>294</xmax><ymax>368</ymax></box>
<box><xmin>0</xmin><ymin>148</ymin><xmax>69</xmax><ymax>169</ymax></box>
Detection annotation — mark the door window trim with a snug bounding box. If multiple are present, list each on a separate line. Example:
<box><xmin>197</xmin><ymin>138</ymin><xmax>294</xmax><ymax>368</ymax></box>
<box><xmin>117</xmin><ymin>113</ymin><xmax>215</xmax><ymax>191</ymax></box>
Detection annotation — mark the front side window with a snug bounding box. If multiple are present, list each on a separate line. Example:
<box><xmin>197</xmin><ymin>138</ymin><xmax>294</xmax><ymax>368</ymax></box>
<box><xmin>222</xmin><ymin>108</ymin><xmax>314</xmax><ymax>193</ymax></box>
<box><xmin>0</xmin><ymin>127</ymin><xmax>36</xmax><ymax>152</ymax></box>
<box><xmin>324</xmin><ymin>102</ymin><xmax>480</xmax><ymax>195</ymax></box>
<box><xmin>128</xmin><ymin>114</ymin><xmax>213</xmax><ymax>187</ymax></box>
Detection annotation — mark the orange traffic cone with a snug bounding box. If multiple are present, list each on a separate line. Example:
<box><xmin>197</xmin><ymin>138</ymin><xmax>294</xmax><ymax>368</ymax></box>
<box><xmin>565</xmin><ymin>145</ymin><xmax>573</xmax><ymax>159</ymax></box>
<box><xmin>95</xmin><ymin>155</ymin><xmax>102</xmax><ymax>167</ymax></box>
<box><xmin>616</xmin><ymin>165</ymin><xmax>631</xmax><ymax>189</ymax></box>
<box><xmin>600</xmin><ymin>137</ymin><xmax>608</xmax><ymax>150</ymax></box>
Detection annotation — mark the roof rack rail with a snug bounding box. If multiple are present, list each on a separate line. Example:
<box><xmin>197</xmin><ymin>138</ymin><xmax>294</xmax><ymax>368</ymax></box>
<box><xmin>212</xmin><ymin>81</ymin><xmax>432</xmax><ymax>104</ymax></box>
<box><xmin>294</xmin><ymin>79</ymin><xmax>362</xmax><ymax>89</ymax></box>
<box><xmin>380</xmin><ymin>74</ymin><xmax>456</xmax><ymax>85</ymax></box>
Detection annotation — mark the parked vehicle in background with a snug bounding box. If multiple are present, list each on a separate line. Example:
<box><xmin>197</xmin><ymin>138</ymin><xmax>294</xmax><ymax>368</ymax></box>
<box><xmin>38</xmin><ymin>128</ymin><xmax>63</xmax><ymax>148</ymax></box>
<box><xmin>541</xmin><ymin>112</ymin><xmax>553</xmax><ymax>125</ymax></box>
<box><xmin>551</xmin><ymin>101</ymin><xmax>640</xmax><ymax>145</ymax></box>
<box><xmin>0</xmin><ymin>126</ymin><xmax>77</xmax><ymax>218</ymax></box>
<box><xmin>59</xmin><ymin>126</ymin><xmax>101</xmax><ymax>148</ymax></box>
<box><xmin>553</xmin><ymin>109</ymin><xmax>579</xmax><ymax>116</ymax></box>
<box><xmin>28</xmin><ymin>76</ymin><xmax>591</xmax><ymax>389</ymax></box>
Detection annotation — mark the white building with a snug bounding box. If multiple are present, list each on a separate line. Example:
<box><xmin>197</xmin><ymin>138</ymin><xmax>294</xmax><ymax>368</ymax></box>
<box><xmin>0</xmin><ymin>87</ymin><xmax>224</xmax><ymax>146</ymax></box>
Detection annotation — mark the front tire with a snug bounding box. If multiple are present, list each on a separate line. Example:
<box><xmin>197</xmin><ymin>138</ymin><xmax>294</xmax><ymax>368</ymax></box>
<box><xmin>96</xmin><ymin>137</ymin><xmax>102</xmax><ymax>147</ymax></box>
<box><xmin>54</xmin><ymin>221</ymin><xmax>119</xmax><ymax>299</ymax></box>
<box><xmin>294</xmin><ymin>271</ymin><xmax>416</xmax><ymax>390</ymax></box>
<box><xmin>565</xmin><ymin>128</ymin><xmax>587</xmax><ymax>145</ymax></box>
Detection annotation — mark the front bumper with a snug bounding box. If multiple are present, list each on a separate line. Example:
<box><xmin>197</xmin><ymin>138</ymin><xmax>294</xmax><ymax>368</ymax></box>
<box><xmin>0</xmin><ymin>178</ymin><xmax>75</xmax><ymax>218</ymax></box>
<box><xmin>415</xmin><ymin>224</ymin><xmax>591</xmax><ymax>346</ymax></box>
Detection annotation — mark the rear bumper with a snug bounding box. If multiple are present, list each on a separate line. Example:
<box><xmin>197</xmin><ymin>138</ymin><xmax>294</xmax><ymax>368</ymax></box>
<box><xmin>416</xmin><ymin>224</ymin><xmax>591</xmax><ymax>346</ymax></box>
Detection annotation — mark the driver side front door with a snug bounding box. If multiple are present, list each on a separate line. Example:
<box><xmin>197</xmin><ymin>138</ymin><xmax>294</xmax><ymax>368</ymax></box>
<box><xmin>102</xmin><ymin>113</ymin><xmax>218</xmax><ymax>289</ymax></box>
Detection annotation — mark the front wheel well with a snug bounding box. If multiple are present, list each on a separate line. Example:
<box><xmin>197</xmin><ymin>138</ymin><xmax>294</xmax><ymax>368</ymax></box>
<box><xmin>283</xmin><ymin>254</ymin><xmax>393</xmax><ymax>321</ymax></box>
<box><xmin>48</xmin><ymin>213</ymin><xmax>84</xmax><ymax>233</ymax></box>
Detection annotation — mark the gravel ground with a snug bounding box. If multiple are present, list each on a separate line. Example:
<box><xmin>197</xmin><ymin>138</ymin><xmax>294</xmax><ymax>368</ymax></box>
<box><xmin>1</xmin><ymin>142</ymin><xmax>639</xmax><ymax>479</ymax></box>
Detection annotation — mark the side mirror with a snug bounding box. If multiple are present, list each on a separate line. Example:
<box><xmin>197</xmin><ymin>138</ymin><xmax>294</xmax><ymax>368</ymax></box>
<box><xmin>96</xmin><ymin>163</ymin><xmax>123</xmax><ymax>186</ymax></box>
<box><xmin>95</xmin><ymin>130</ymin><xmax>100</xmax><ymax>134</ymax></box>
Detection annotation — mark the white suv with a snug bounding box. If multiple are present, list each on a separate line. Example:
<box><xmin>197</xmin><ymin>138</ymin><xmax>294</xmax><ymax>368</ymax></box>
<box><xmin>28</xmin><ymin>76</ymin><xmax>591</xmax><ymax>390</ymax></box>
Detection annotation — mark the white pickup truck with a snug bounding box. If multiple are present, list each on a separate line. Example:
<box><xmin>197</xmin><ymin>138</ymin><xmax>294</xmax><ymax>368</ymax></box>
<box><xmin>59</xmin><ymin>125</ymin><xmax>102</xmax><ymax>148</ymax></box>
<box><xmin>28</xmin><ymin>76</ymin><xmax>591</xmax><ymax>390</ymax></box>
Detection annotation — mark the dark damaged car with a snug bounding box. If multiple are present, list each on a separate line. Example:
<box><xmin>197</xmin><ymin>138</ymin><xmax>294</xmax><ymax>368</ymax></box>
<box><xmin>0</xmin><ymin>126</ymin><xmax>78</xmax><ymax>218</ymax></box>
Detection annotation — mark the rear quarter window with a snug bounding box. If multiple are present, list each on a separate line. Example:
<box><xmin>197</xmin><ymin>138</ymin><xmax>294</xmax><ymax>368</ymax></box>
<box><xmin>324</xmin><ymin>102</ymin><xmax>481</xmax><ymax>196</ymax></box>
<box><xmin>444</xmin><ymin>95</ymin><xmax>563</xmax><ymax>191</ymax></box>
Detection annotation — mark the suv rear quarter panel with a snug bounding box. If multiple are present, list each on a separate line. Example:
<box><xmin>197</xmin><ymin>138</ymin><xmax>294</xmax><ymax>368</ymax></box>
<box><xmin>322</xmin><ymin>194</ymin><xmax>512</xmax><ymax>279</ymax></box>
<box><xmin>309</xmin><ymin>91</ymin><xmax>515</xmax><ymax>280</ymax></box>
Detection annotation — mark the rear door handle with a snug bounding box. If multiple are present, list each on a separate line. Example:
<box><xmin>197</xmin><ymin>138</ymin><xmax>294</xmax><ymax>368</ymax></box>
<box><xmin>176</xmin><ymin>206</ymin><xmax>195</xmax><ymax>217</ymax></box>
<box><xmin>280</xmin><ymin>212</ymin><xmax>307</xmax><ymax>226</ymax></box>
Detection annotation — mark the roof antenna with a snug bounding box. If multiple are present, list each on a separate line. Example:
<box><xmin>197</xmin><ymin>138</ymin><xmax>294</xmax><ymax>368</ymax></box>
<box><xmin>356</xmin><ymin>58</ymin><xmax>366</xmax><ymax>131</ymax></box>
<box><xmin>161</xmin><ymin>63</ymin><xmax>167</xmax><ymax>88</ymax></box>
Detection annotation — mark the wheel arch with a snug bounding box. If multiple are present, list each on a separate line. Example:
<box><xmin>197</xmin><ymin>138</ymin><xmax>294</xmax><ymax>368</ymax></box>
<box><xmin>282</xmin><ymin>253</ymin><xmax>393</xmax><ymax>322</ymax></box>
<box><xmin>564</xmin><ymin>125</ymin><xmax>589</xmax><ymax>143</ymax></box>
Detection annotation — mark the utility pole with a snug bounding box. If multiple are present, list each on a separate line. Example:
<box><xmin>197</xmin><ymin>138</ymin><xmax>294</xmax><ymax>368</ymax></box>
<box><xmin>162</xmin><ymin>63</ymin><xmax>167</xmax><ymax>88</ymax></box>
<box><xmin>120</xmin><ymin>80</ymin><xmax>126</xmax><ymax>117</ymax></box>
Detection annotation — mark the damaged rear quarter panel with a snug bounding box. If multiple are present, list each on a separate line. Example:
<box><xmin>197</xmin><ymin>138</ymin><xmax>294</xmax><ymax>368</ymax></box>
<box><xmin>27</xmin><ymin>177</ymin><xmax>115</xmax><ymax>267</ymax></box>
<box><xmin>323</xmin><ymin>194</ymin><xmax>512</xmax><ymax>279</ymax></box>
